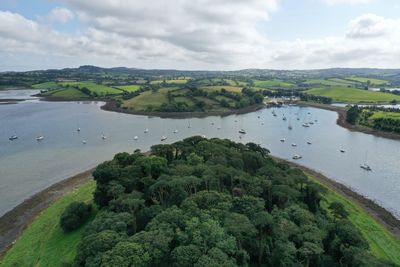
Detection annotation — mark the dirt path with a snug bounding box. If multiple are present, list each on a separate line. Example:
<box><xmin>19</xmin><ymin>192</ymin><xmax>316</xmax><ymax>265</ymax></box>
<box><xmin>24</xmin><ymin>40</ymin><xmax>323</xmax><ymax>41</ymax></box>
<box><xmin>0</xmin><ymin>170</ymin><xmax>93</xmax><ymax>257</ymax></box>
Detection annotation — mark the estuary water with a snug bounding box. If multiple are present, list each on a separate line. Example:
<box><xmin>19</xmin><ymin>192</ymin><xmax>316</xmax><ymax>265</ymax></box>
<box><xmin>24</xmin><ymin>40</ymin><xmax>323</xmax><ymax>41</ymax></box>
<box><xmin>0</xmin><ymin>92</ymin><xmax>400</xmax><ymax>219</ymax></box>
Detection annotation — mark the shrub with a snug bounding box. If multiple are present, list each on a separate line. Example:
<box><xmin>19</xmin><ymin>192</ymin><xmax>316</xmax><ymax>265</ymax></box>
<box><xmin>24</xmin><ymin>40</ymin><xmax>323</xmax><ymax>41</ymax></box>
<box><xmin>60</xmin><ymin>201</ymin><xmax>92</xmax><ymax>232</ymax></box>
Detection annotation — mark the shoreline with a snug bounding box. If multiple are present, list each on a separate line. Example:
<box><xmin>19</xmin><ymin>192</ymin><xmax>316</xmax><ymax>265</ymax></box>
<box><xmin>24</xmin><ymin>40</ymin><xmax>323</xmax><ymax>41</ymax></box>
<box><xmin>300</xmin><ymin>101</ymin><xmax>400</xmax><ymax>141</ymax></box>
<box><xmin>274</xmin><ymin>157</ymin><xmax>400</xmax><ymax>239</ymax></box>
<box><xmin>1</xmin><ymin>156</ymin><xmax>400</xmax><ymax>260</ymax></box>
<box><xmin>0</xmin><ymin>170</ymin><xmax>93</xmax><ymax>257</ymax></box>
<box><xmin>39</xmin><ymin>96</ymin><xmax>266</xmax><ymax>118</ymax></box>
<box><xmin>101</xmin><ymin>100</ymin><xmax>266</xmax><ymax>118</ymax></box>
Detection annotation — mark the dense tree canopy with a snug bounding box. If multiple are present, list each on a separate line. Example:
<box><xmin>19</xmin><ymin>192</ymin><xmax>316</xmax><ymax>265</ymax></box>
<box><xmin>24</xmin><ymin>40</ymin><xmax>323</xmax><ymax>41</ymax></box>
<box><xmin>72</xmin><ymin>137</ymin><xmax>393</xmax><ymax>266</ymax></box>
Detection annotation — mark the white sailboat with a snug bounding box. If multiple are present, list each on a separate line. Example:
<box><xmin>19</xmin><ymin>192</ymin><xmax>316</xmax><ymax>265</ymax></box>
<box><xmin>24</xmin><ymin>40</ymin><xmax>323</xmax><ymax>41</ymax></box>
<box><xmin>144</xmin><ymin>128</ymin><xmax>149</xmax><ymax>133</ymax></box>
<box><xmin>134</xmin><ymin>136</ymin><xmax>139</xmax><ymax>140</ymax></box>
<box><xmin>161</xmin><ymin>135</ymin><xmax>168</xmax><ymax>141</ymax></box>
<box><xmin>360</xmin><ymin>151</ymin><xmax>372</xmax><ymax>171</ymax></box>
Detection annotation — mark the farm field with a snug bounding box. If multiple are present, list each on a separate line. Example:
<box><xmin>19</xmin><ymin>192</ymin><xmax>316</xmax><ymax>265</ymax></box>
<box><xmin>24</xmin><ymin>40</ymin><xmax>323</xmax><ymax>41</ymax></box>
<box><xmin>150</xmin><ymin>79</ymin><xmax>189</xmax><ymax>85</ymax></box>
<box><xmin>253</xmin><ymin>79</ymin><xmax>295</xmax><ymax>88</ymax></box>
<box><xmin>306</xmin><ymin>86</ymin><xmax>400</xmax><ymax>103</ymax></box>
<box><xmin>369</xmin><ymin>111</ymin><xmax>400</xmax><ymax>120</ymax></box>
<box><xmin>32</xmin><ymin>82</ymin><xmax>61</xmax><ymax>90</ymax></box>
<box><xmin>60</xmin><ymin>82</ymin><xmax>122</xmax><ymax>95</ymax></box>
<box><xmin>49</xmin><ymin>87</ymin><xmax>89</xmax><ymax>98</ymax></box>
<box><xmin>122</xmin><ymin>87</ymin><xmax>175</xmax><ymax>110</ymax></box>
<box><xmin>0</xmin><ymin>180</ymin><xmax>96</xmax><ymax>267</ymax></box>
<box><xmin>304</xmin><ymin>78</ymin><xmax>358</xmax><ymax>87</ymax></box>
<box><xmin>201</xmin><ymin>85</ymin><xmax>243</xmax><ymax>93</ymax></box>
<box><xmin>346</xmin><ymin>77</ymin><xmax>390</xmax><ymax>86</ymax></box>
<box><xmin>114</xmin><ymin>84</ymin><xmax>141</xmax><ymax>92</ymax></box>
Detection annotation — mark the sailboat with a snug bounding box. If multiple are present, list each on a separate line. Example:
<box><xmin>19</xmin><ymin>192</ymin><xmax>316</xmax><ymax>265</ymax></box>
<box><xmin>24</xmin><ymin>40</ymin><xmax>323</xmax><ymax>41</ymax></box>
<box><xmin>144</xmin><ymin>128</ymin><xmax>149</xmax><ymax>133</ymax></box>
<box><xmin>9</xmin><ymin>135</ymin><xmax>18</xmax><ymax>140</ymax></box>
<box><xmin>292</xmin><ymin>154</ymin><xmax>302</xmax><ymax>160</ymax></box>
<box><xmin>161</xmin><ymin>135</ymin><xmax>168</xmax><ymax>141</ymax></box>
<box><xmin>9</xmin><ymin>131</ymin><xmax>18</xmax><ymax>140</ymax></box>
<box><xmin>173</xmin><ymin>129</ymin><xmax>178</xmax><ymax>134</ymax></box>
<box><xmin>82</xmin><ymin>140</ymin><xmax>87</xmax><ymax>144</ymax></box>
<box><xmin>36</xmin><ymin>135</ymin><xmax>44</xmax><ymax>141</ymax></box>
<box><xmin>101</xmin><ymin>132</ymin><xmax>107</xmax><ymax>140</ymax></box>
<box><xmin>280</xmin><ymin>138</ymin><xmax>286</xmax><ymax>142</ymax></box>
<box><xmin>134</xmin><ymin>136</ymin><xmax>139</xmax><ymax>140</ymax></box>
<box><xmin>288</xmin><ymin>117</ymin><xmax>293</xmax><ymax>130</ymax></box>
<box><xmin>238</xmin><ymin>129</ymin><xmax>246</xmax><ymax>134</ymax></box>
<box><xmin>187</xmin><ymin>120</ymin><xmax>191</xmax><ymax>128</ymax></box>
<box><xmin>360</xmin><ymin>151</ymin><xmax>372</xmax><ymax>171</ymax></box>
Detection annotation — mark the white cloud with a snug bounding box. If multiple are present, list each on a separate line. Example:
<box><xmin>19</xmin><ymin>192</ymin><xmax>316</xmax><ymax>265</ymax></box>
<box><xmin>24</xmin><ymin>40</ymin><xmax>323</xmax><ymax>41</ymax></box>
<box><xmin>43</xmin><ymin>7</ymin><xmax>75</xmax><ymax>23</ymax></box>
<box><xmin>0</xmin><ymin>2</ymin><xmax>400</xmax><ymax>70</ymax></box>
<box><xmin>322</xmin><ymin>0</ymin><xmax>374</xmax><ymax>6</ymax></box>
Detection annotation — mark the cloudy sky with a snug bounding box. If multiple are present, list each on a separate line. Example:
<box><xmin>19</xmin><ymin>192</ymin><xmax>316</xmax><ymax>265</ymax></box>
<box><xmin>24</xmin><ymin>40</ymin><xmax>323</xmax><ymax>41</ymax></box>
<box><xmin>0</xmin><ymin>0</ymin><xmax>400</xmax><ymax>71</ymax></box>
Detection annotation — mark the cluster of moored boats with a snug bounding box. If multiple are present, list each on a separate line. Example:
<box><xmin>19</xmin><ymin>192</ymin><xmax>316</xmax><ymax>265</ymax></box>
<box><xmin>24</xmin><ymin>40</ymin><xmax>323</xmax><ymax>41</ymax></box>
<box><xmin>7</xmin><ymin>109</ymin><xmax>372</xmax><ymax>171</ymax></box>
<box><xmin>272</xmin><ymin>108</ymin><xmax>372</xmax><ymax>171</ymax></box>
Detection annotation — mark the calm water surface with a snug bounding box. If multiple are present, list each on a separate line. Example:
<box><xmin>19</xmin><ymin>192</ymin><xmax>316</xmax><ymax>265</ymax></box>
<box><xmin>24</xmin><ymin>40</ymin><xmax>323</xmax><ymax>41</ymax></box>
<box><xmin>1</xmin><ymin>93</ymin><xmax>400</xmax><ymax>219</ymax></box>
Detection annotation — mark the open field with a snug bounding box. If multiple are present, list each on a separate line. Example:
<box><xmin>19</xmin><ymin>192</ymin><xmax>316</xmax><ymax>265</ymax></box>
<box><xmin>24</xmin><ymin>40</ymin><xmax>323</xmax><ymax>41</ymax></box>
<box><xmin>223</xmin><ymin>79</ymin><xmax>248</xmax><ymax>86</ymax></box>
<box><xmin>201</xmin><ymin>85</ymin><xmax>243</xmax><ymax>93</ymax></box>
<box><xmin>304</xmin><ymin>78</ymin><xmax>358</xmax><ymax>87</ymax></box>
<box><xmin>370</xmin><ymin>111</ymin><xmax>400</xmax><ymax>120</ymax></box>
<box><xmin>0</xmin><ymin>180</ymin><xmax>96</xmax><ymax>267</ymax></box>
<box><xmin>32</xmin><ymin>82</ymin><xmax>61</xmax><ymax>90</ymax></box>
<box><xmin>308</xmin><ymin>175</ymin><xmax>400</xmax><ymax>264</ymax></box>
<box><xmin>306</xmin><ymin>86</ymin><xmax>400</xmax><ymax>103</ymax></box>
<box><xmin>49</xmin><ymin>87</ymin><xmax>89</xmax><ymax>98</ymax></box>
<box><xmin>114</xmin><ymin>84</ymin><xmax>141</xmax><ymax>92</ymax></box>
<box><xmin>122</xmin><ymin>87</ymin><xmax>175</xmax><ymax>110</ymax></box>
<box><xmin>150</xmin><ymin>79</ymin><xmax>189</xmax><ymax>85</ymax></box>
<box><xmin>60</xmin><ymin>82</ymin><xmax>122</xmax><ymax>95</ymax></box>
<box><xmin>346</xmin><ymin>77</ymin><xmax>390</xmax><ymax>86</ymax></box>
<box><xmin>253</xmin><ymin>79</ymin><xmax>295</xmax><ymax>88</ymax></box>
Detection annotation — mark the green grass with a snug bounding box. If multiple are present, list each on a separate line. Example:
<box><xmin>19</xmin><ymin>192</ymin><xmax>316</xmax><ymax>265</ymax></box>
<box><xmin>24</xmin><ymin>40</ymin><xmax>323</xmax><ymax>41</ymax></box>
<box><xmin>122</xmin><ymin>88</ymin><xmax>175</xmax><ymax>110</ymax></box>
<box><xmin>369</xmin><ymin>111</ymin><xmax>400</xmax><ymax>120</ymax></box>
<box><xmin>32</xmin><ymin>82</ymin><xmax>61</xmax><ymax>90</ymax></box>
<box><xmin>115</xmin><ymin>84</ymin><xmax>142</xmax><ymax>92</ymax></box>
<box><xmin>1</xmin><ymin>180</ymin><xmax>96</xmax><ymax>267</ymax></box>
<box><xmin>60</xmin><ymin>82</ymin><xmax>122</xmax><ymax>95</ymax></box>
<box><xmin>150</xmin><ymin>79</ymin><xmax>188</xmax><ymax>85</ymax></box>
<box><xmin>49</xmin><ymin>88</ymin><xmax>89</xmax><ymax>98</ymax></box>
<box><xmin>304</xmin><ymin>79</ymin><xmax>356</xmax><ymax>87</ymax></box>
<box><xmin>346</xmin><ymin>77</ymin><xmax>390</xmax><ymax>86</ymax></box>
<box><xmin>306</xmin><ymin>86</ymin><xmax>400</xmax><ymax>103</ymax></box>
<box><xmin>253</xmin><ymin>79</ymin><xmax>295</xmax><ymax>88</ymax></box>
<box><xmin>307</xmin><ymin>175</ymin><xmax>400</xmax><ymax>264</ymax></box>
<box><xmin>201</xmin><ymin>85</ymin><xmax>243</xmax><ymax>93</ymax></box>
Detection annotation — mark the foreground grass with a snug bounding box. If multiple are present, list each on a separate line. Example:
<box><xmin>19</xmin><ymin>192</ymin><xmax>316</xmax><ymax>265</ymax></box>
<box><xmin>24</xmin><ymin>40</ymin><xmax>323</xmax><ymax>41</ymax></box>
<box><xmin>308</xmin><ymin>175</ymin><xmax>400</xmax><ymax>264</ymax></box>
<box><xmin>306</xmin><ymin>86</ymin><xmax>400</xmax><ymax>103</ymax></box>
<box><xmin>0</xmin><ymin>180</ymin><xmax>96</xmax><ymax>267</ymax></box>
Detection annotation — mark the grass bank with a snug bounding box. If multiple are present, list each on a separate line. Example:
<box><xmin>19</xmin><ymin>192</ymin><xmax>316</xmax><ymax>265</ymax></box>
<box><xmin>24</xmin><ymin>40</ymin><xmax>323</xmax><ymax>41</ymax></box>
<box><xmin>309</xmin><ymin>176</ymin><xmax>400</xmax><ymax>264</ymax></box>
<box><xmin>0</xmin><ymin>180</ymin><xmax>96</xmax><ymax>267</ymax></box>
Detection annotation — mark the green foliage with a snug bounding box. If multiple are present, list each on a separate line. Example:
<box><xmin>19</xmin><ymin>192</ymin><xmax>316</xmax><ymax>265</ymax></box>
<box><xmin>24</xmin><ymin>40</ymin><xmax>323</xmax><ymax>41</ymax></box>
<box><xmin>70</xmin><ymin>138</ymin><xmax>395</xmax><ymax>267</ymax></box>
<box><xmin>346</xmin><ymin>105</ymin><xmax>361</xmax><ymax>125</ymax></box>
<box><xmin>306</xmin><ymin>87</ymin><xmax>400</xmax><ymax>103</ymax></box>
<box><xmin>60</xmin><ymin>201</ymin><xmax>92</xmax><ymax>232</ymax></box>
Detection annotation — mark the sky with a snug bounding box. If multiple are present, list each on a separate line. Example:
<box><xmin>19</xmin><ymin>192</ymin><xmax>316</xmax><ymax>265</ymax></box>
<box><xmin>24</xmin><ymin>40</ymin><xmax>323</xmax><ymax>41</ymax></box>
<box><xmin>0</xmin><ymin>0</ymin><xmax>400</xmax><ymax>71</ymax></box>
